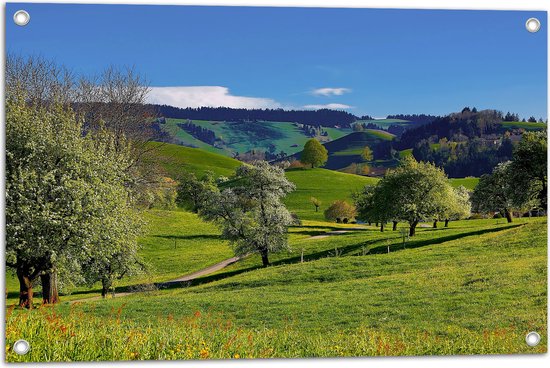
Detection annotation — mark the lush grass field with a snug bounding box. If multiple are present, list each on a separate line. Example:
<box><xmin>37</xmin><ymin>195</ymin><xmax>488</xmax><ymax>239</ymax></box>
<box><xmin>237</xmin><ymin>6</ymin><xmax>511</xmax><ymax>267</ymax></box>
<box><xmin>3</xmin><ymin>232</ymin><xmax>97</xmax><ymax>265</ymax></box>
<box><xmin>6</xmin><ymin>218</ymin><xmax>546</xmax><ymax>361</ymax></box>
<box><xmin>144</xmin><ymin>142</ymin><xmax>240</xmax><ymax>178</ymax></box>
<box><xmin>284</xmin><ymin>168</ymin><xmax>378</xmax><ymax>221</ymax></box>
<box><xmin>449</xmin><ymin>177</ymin><xmax>480</xmax><ymax>190</ymax></box>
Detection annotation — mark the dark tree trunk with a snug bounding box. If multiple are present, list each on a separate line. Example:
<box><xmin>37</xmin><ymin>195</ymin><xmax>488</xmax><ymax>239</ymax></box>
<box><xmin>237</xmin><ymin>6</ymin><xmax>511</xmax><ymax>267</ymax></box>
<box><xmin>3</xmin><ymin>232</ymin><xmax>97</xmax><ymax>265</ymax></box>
<box><xmin>260</xmin><ymin>250</ymin><xmax>270</xmax><ymax>267</ymax></box>
<box><xmin>504</xmin><ymin>208</ymin><xmax>513</xmax><ymax>223</ymax></box>
<box><xmin>315</xmin><ymin>206</ymin><xmax>318</xmax><ymax>212</ymax></box>
<box><xmin>40</xmin><ymin>271</ymin><xmax>59</xmax><ymax>304</ymax></box>
<box><xmin>409</xmin><ymin>220</ymin><xmax>419</xmax><ymax>237</ymax></box>
<box><xmin>433</xmin><ymin>220</ymin><xmax>438</xmax><ymax>228</ymax></box>
<box><xmin>375</xmin><ymin>222</ymin><xmax>378</xmax><ymax>227</ymax></box>
<box><xmin>380</xmin><ymin>223</ymin><xmax>384</xmax><ymax>232</ymax></box>
<box><xmin>392</xmin><ymin>221</ymin><xmax>398</xmax><ymax>231</ymax></box>
<box><xmin>444</xmin><ymin>219</ymin><xmax>449</xmax><ymax>227</ymax></box>
<box><xmin>101</xmin><ymin>277</ymin><xmax>113</xmax><ymax>298</ymax></box>
<box><xmin>17</xmin><ymin>268</ymin><xmax>33</xmax><ymax>309</ymax></box>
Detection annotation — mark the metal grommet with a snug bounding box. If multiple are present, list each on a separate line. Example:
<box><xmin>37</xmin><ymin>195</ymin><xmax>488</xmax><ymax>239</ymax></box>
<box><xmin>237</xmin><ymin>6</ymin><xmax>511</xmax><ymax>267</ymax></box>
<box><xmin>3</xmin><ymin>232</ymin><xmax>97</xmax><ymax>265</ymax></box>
<box><xmin>13</xmin><ymin>339</ymin><xmax>30</xmax><ymax>355</ymax></box>
<box><xmin>13</xmin><ymin>10</ymin><xmax>30</xmax><ymax>26</ymax></box>
<box><xmin>525</xmin><ymin>331</ymin><xmax>541</xmax><ymax>347</ymax></box>
<box><xmin>525</xmin><ymin>18</ymin><xmax>541</xmax><ymax>33</ymax></box>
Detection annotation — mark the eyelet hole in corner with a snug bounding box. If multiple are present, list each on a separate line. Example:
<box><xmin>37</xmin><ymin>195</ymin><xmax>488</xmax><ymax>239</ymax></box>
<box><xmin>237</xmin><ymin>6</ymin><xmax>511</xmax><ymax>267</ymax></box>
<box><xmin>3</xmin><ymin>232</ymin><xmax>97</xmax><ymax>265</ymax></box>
<box><xmin>13</xmin><ymin>10</ymin><xmax>30</xmax><ymax>26</ymax></box>
<box><xmin>525</xmin><ymin>18</ymin><xmax>541</xmax><ymax>33</ymax></box>
<box><xmin>13</xmin><ymin>339</ymin><xmax>30</xmax><ymax>355</ymax></box>
<box><xmin>525</xmin><ymin>331</ymin><xmax>541</xmax><ymax>347</ymax></box>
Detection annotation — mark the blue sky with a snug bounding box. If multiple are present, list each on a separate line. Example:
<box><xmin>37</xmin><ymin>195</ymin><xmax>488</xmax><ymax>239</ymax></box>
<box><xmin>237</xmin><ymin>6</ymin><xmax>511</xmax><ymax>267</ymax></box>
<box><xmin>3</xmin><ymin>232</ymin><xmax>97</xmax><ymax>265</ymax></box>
<box><xmin>6</xmin><ymin>3</ymin><xmax>548</xmax><ymax>119</ymax></box>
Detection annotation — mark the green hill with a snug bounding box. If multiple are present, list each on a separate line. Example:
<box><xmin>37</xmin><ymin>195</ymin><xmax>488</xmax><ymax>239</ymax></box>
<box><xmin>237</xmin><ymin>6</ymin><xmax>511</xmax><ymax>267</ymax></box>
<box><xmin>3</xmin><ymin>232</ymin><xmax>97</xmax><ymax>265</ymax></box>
<box><xmin>284</xmin><ymin>168</ymin><xmax>378</xmax><ymax>221</ymax></box>
<box><xmin>288</xmin><ymin>131</ymin><xmax>396</xmax><ymax>172</ymax></box>
<box><xmin>161</xmin><ymin>118</ymin><xmax>351</xmax><ymax>158</ymax></box>
<box><xmin>146</xmin><ymin>142</ymin><xmax>378</xmax><ymax>222</ymax></box>
<box><xmin>145</xmin><ymin>142</ymin><xmax>241</xmax><ymax>178</ymax></box>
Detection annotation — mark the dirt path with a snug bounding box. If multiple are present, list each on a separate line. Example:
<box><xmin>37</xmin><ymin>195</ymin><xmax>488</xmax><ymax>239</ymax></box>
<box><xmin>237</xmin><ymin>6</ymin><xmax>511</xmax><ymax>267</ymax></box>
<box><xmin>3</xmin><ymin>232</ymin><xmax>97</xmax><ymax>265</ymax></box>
<box><xmin>70</xmin><ymin>227</ymin><xmax>365</xmax><ymax>304</ymax></box>
<box><xmin>69</xmin><ymin>256</ymin><xmax>243</xmax><ymax>304</ymax></box>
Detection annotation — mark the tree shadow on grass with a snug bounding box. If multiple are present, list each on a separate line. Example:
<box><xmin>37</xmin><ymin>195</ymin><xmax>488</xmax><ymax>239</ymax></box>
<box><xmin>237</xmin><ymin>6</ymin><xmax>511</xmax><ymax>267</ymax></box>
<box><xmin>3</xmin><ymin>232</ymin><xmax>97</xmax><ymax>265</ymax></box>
<box><xmin>367</xmin><ymin>224</ymin><xmax>522</xmax><ymax>254</ymax></box>
<box><xmin>158</xmin><ymin>224</ymin><xmax>523</xmax><ymax>290</ymax></box>
<box><xmin>290</xmin><ymin>224</ymin><xmax>364</xmax><ymax>231</ymax></box>
<box><xmin>290</xmin><ymin>230</ymin><xmax>337</xmax><ymax>237</ymax></box>
<box><xmin>45</xmin><ymin>224</ymin><xmax>522</xmax><ymax>300</ymax></box>
<box><xmin>152</xmin><ymin>234</ymin><xmax>221</xmax><ymax>241</ymax></box>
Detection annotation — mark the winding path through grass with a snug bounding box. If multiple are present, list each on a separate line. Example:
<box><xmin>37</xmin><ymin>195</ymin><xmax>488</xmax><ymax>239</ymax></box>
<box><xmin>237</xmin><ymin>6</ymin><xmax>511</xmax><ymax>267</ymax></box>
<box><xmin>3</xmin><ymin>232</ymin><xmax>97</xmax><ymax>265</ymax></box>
<box><xmin>69</xmin><ymin>228</ymin><xmax>366</xmax><ymax>304</ymax></box>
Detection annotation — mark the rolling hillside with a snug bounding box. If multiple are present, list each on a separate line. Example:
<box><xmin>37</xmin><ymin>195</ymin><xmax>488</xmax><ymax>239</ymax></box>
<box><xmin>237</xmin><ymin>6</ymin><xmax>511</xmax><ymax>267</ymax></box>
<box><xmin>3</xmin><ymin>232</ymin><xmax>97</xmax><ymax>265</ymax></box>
<box><xmin>160</xmin><ymin>118</ymin><xmax>352</xmax><ymax>158</ymax></box>
<box><xmin>145</xmin><ymin>143</ymin><xmax>477</xmax><ymax>219</ymax></box>
<box><xmin>145</xmin><ymin>142</ymin><xmax>241</xmax><ymax>178</ymax></box>
<box><xmin>145</xmin><ymin>142</ymin><xmax>379</xmax><ymax>221</ymax></box>
<box><xmin>284</xmin><ymin>168</ymin><xmax>378</xmax><ymax>221</ymax></box>
<box><xmin>287</xmin><ymin>130</ymin><xmax>395</xmax><ymax>172</ymax></box>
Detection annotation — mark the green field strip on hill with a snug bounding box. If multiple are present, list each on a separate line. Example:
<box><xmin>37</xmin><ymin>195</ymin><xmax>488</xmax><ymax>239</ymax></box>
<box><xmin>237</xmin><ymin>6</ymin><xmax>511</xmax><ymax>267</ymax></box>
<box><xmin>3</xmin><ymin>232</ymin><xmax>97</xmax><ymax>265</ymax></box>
<box><xmin>499</xmin><ymin>121</ymin><xmax>546</xmax><ymax>130</ymax></box>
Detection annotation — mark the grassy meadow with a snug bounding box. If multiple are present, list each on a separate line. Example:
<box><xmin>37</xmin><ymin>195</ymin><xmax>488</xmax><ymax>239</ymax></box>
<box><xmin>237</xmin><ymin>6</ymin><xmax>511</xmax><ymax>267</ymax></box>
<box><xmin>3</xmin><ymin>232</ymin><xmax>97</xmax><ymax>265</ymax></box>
<box><xmin>4</xmin><ymin>143</ymin><xmax>546</xmax><ymax>361</ymax></box>
<box><xmin>6</xmin><ymin>218</ymin><xmax>547</xmax><ymax>361</ymax></box>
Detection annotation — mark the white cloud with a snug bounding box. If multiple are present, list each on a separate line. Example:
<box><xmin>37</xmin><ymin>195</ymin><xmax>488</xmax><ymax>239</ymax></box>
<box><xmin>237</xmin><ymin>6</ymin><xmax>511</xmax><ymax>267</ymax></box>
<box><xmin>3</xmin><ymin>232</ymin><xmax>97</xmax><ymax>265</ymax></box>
<box><xmin>303</xmin><ymin>103</ymin><xmax>353</xmax><ymax>110</ymax></box>
<box><xmin>311</xmin><ymin>87</ymin><xmax>351</xmax><ymax>97</ymax></box>
<box><xmin>147</xmin><ymin>86</ymin><xmax>282</xmax><ymax>109</ymax></box>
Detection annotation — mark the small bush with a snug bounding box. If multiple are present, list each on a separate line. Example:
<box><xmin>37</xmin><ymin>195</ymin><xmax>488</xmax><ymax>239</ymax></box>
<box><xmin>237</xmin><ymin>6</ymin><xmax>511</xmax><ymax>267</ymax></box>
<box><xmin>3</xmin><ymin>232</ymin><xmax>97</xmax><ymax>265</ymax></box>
<box><xmin>324</xmin><ymin>200</ymin><xmax>356</xmax><ymax>223</ymax></box>
<box><xmin>288</xmin><ymin>159</ymin><xmax>307</xmax><ymax>169</ymax></box>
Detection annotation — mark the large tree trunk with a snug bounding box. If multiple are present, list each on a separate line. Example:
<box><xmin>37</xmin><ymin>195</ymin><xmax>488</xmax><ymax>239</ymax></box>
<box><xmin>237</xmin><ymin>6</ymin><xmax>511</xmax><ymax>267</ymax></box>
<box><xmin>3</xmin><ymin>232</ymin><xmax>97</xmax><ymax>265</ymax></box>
<box><xmin>392</xmin><ymin>221</ymin><xmax>398</xmax><ymax>231</ymax></box>
<box><xmin>409</xmin><ymin>220</ymin><xmax>419</xmax><ymax>237</ymax></box>
<box><xmin>17</xmin><ymin>268</ymin><xmax>33</xmax><ymax>309</ymax></box>
<box><xmin>40</xmin><ymin>271</ymin><xmax>59</xmax><ymax>304</ymax></box>
<box><xmin>504</xmin><ymin>208</ymin><xmax>513</xmax><ymax>223</ymax></box>
<box><xmin>260</xmin><ymin>250</ymin><xmax>270</xmax><ymax>267</ymax></box>
<box><xmin>315</xmin><ymin>206</ymin><xmax>318</xmax><ymax>212</ymax></box>
<box><xmin>380</xmin><ymin>222</ymin><xmax>384</xmax><ymax>232</ymax></box>
<box><xmin>433</xmin><ymin>220</ymin><xmax>438</xmax><ymax>228</ymax></box>
<box><xmin>444</xmin><ymin>219</ymin><xmax>449</xmax><ymax>227</ymax></box>
<box><xmin>101</xmin><ymin>277</ymin><xmax>113</xmax><ymax>298</ymax></box>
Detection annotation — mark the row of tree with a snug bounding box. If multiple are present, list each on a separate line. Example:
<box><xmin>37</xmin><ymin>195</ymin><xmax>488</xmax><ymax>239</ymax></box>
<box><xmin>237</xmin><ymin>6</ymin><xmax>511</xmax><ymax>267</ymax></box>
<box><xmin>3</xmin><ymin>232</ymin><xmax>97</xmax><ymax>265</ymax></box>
<box><xmin>5</xmin><ymin>55</ymin><xmax>161</xmax><ymax>307</ymax></box>
<box><xmin>152</xmin><ymin>105</ymin><xmax>357</xmax><ymax>127</ymax></box>
<box><xmin>178</xmin><ymin>121</ymin><xmax>218</xmax><ymax>145</ymax></box>
<box><xmin>353</xmin><ymin>157</ymin><xmax>471</xmax><ymax>236</ymax></box>
<box><xmin>386</xmin><ymin>114</ymin><xmax>439</xmax><ymax>125</ymax></box>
